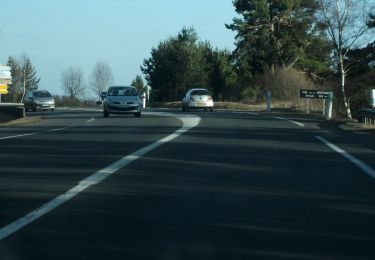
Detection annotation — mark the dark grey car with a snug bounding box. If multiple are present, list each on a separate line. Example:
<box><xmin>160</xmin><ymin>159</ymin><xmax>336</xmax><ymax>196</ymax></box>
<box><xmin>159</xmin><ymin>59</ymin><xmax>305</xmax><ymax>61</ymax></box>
<box><xmin>103</xmin><ymin>86</ymin><xmax>142</xmax><ymax>117</ymax></box>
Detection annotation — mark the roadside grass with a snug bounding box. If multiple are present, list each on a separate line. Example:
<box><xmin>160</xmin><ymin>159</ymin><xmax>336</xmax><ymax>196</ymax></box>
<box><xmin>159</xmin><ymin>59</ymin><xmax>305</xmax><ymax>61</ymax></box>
<box><xmin>345</xmin><ymin>120</ymin><xmax>375</xmax><ymax>130</ymax></box>
<box><xmin>0</xmin><ymin>116</ymin><xmax>42</xmax><ymax>127</ymax></box>
<box><xmin>151</xmin><ymin>101</ymin><xmax>299</xmax><ymax>112</ymax></box>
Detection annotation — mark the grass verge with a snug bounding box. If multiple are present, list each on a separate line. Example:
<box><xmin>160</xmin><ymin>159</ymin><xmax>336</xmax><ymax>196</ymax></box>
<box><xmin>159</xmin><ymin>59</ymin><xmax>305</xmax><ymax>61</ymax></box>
<box><xmin>0</xmin><ymin>116</ymin><xmax>42</xmax><ymax>127</ymax></box>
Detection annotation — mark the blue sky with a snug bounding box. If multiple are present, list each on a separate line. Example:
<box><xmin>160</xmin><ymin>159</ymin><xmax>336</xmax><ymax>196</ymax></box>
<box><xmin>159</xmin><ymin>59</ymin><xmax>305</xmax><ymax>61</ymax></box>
<box><xmin>0</xmin><ymin>0</ymin><xmax>237</xmax><ymax>97</ymax></box>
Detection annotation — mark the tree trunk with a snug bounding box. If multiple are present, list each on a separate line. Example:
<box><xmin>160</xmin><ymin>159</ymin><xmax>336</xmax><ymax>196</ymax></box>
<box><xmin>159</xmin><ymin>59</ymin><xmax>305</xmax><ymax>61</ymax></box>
<box><xmin>339</xmin><ymin>54</ymin><xmax>352</xmax><ymax>119</ymax></box>
<box><xmin>21</xmin><ymin>73</ymin><xmax>26</xmax><ymax>103</ymax></box>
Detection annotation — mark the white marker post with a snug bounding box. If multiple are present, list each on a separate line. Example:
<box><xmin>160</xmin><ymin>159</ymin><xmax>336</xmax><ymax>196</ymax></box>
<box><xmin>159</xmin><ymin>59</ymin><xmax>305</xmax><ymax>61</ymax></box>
<box><xmin>326</xmin><ymin>92</ymin><xmax>333</xmax><ymax>120</ymax></box>
<box><xmin>266</xmin><ymin>90</ymin><xmax>272</xmax><ymax>112</ymax></box>
<box><xmin>370</xmin><ymin>89</ymin><xmax>375</xmax><ymax>108</ymax></box>
<box><xmin>306</xmin><ymin>98</ymin><xmax>310</xmax><ymax>114</ymax></box>
<box><xmin>142</xmin><ymin>92</ymin><xmax>146</xmax><ymax>108</ymax></box>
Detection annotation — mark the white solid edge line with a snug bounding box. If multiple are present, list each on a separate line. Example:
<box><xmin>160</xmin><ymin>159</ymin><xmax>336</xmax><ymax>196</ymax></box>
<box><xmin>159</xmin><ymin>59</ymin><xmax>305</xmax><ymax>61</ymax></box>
<box><xmin>0</xmin><ymin>112</ymin><xmax>201</xmax><ymax>240</ymax></box>
<box><xmin>232</xmin><ymin>111</ymin><xmax>258</xmax><ymax>115</ymax></box>
<box><xmin>275</xmin><ymin>116</ymin><xmax>305</xmax><ymax>127</ymax></box>
<box><xmin>86</xmin><ymin>118</ymin><xmax>95</xmax><ymax>124</ymax></box>
<box><xmin>316</xmin><ymin>136</ymin><xmax>375</xmax><ymax>179</ymax></box>
<box><xmin>0</xmin><ymin>118</ymin><xmax>95</xmax><ymax>141</ymax></box>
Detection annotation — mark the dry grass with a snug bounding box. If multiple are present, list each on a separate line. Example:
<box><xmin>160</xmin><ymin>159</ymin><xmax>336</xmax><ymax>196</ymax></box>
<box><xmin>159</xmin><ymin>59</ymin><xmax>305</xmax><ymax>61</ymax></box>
<box><xmin>0</xmin><ymin>116</ymin><xmax>42</xmax><ymax>127</ymax></box>
<box><xmin>345</xmin><ymin>121</ymin><xmax>375</xmax><ymax>130</ymax></box>
<box><xmin>151</xmin><ymin>101</ymin><xmax>309</xmax><ymax>112</ymax></box>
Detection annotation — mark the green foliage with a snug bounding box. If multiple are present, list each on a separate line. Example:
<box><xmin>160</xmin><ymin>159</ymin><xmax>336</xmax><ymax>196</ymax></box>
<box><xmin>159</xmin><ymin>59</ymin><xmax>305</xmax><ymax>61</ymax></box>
<box><xmin>22</xmin><ymin>57</ymin><xmax>40</xmax><ymax>91</ymax></box>
<box><xmin>346</xmin><ymin>70</ymin><xmax>375</xmax><ymax>118</ymax></box>
<box><xmin>226</xmin><ymin>0</ymin><xmax>331</xmax><ymax>76</ymax></box>
<box><xmin>141</xmin><ymin>27</ymin><xmax>236</xmax><ymax>102</ymax></box>
<box><xmin>5</xmin><ymin>56</ymin><xmax>22</xmax><ymax>102</ymax></box>
<box><xmin>204</xmin><ymin>48</ymin><xmax>238</xmax><ymax>101</ymax></box>
<box><xmin>131</xmin><ymin>75</ymin><xmax>145</xmax><ymax>94</ymax></box>
<box><xmin>5</xmin><ymin>55</ymin><xmax>40</xmax><ymax>102</ymax></box>
<box><xmin>368</xmin><ymin>13</ymin><xmax>375</xmax><ymax>28</ymax></box>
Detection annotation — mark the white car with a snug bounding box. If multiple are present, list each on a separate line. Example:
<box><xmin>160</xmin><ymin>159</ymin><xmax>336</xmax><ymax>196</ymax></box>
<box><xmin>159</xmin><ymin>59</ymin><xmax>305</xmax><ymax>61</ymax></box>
<box><xmin>103</xmin><ymin>86</ymin><xmax>142</xmax><ymax>117</ymax></box>
<box><xmin>182</xmin><ymin>88</ymin><xmax>214</xmax><ymax>112</ymax></box>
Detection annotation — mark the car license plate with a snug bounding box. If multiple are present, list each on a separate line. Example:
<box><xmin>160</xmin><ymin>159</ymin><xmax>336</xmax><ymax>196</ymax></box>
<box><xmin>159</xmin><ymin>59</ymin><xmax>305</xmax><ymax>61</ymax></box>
<box><xmin>197</xmin><ymin>102</ymin><xmax>206</xmax><ymax>106</ymax></box>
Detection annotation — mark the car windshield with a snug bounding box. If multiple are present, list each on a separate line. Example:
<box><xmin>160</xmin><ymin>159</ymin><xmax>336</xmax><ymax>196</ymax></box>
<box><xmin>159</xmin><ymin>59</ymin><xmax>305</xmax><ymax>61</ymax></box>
<box><xmin>191</xmin><ymin>89</ymin><xmax>209</xmax><ymax>96</ymax></box>
<box><xmin>33</xmin><ymin>91</ymin><xmax>52</xmax><ymax>98</ymax></box>
<box><xmin>108</xmin><ymin>87</ymin><xmax>138</xmax><ymax>96</ymax></box>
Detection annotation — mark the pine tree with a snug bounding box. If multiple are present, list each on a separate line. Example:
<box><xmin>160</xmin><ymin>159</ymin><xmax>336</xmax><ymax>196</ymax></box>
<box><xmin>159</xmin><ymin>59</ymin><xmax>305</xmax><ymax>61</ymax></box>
<box><xmin>226</xmin><ymin>0</ymin><xmax>330</xmax><ymax>75</ymax></box>
<box><xmin>6</xmin><ymin>56</ymin><xmax>21</xmax><ymax>102</ymax></box>
<box><xmin>131</xmin><ymin>75</ymin><xmax>145</xmax><ymax>94</ymax></box>
<box><xmin>22</xmin><ymin>56</ymin><xmax>40</xmax><ymax>91</ymax></box>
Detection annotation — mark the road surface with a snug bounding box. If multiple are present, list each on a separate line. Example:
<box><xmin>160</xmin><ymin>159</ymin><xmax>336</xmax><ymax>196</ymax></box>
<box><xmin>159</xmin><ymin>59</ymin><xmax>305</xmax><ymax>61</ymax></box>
<box><xmin>0</xmin><ymin>108</ymin><xmax>375</xmax><ymax>260</ymax></box>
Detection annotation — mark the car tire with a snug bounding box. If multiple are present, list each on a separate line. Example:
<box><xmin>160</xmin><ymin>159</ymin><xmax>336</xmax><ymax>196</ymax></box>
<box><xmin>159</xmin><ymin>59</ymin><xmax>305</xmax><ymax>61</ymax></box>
<box><xmin>210</xmin><ymin>108</ymin><xmax>214</xmax><ymax>112</ymax></box>
<box><xmin>103</xmin><ymin>110</ymin><xmax>109</xmax><ymax>117</ymax></box>
<box><xmin>134</xmin><ymin>112</ymin><xmax>141</xmax><ymax>117</ymax></box>
<box><xmin>25</xmin><ymin>107</ymin><xmax>29</xmax><ymax>112</ymax></box>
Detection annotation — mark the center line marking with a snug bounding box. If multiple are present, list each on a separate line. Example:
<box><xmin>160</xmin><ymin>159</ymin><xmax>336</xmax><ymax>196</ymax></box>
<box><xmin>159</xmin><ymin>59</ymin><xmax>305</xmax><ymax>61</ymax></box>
<box><xmin>0</xmin><ymin>112</ymin><xmax>201</xmax><ymax>240</ymax></box>
<box><xmin>0</xmin><ymin>126</ymin><xmax>73</xmax><ymax>140</ymax></box>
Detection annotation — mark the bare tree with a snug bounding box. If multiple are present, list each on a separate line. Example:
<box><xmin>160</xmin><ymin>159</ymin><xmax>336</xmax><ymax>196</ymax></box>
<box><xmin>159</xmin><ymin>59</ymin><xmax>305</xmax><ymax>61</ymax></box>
<box><xmin>61</xmin><ymin>66</ymin><xmax>85</xmax><ymax>99</ymax></box>
<box><xmin>318</xmin><ymin>0</ymin><xmax>374</xmax><ymax>118</ymax></box>
<box><xmin>90</xmin><ymin>62</ymin><xmax>113</xmax><ymax>99</ymax></box>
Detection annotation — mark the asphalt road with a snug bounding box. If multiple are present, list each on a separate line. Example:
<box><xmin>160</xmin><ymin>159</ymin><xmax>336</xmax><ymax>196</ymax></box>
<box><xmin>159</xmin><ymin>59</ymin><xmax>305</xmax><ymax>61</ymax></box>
<box><xmin>1</xmin><ymin>108</ymin><xmax>375</xmax><ymax>260</ymax></box>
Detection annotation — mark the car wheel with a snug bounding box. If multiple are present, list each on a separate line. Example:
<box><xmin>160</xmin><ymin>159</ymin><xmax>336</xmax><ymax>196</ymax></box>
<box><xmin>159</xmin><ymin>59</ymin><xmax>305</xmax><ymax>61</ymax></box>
<box><xmin>182</xmin><ymin>106</ymin><xmax>186</xmax><ymax>112</ymax></box>
<box><xmin>134</xmin><ymin>112</ymin><xmax>141</xmax><ymax>117</ymax></box>
<box><xmin>51</xmin><ymin>109</ymin><xmax>55</xmax><ymax>111</ymax></box>
<box><xmin>210</xmin><ymin>108</ymin><xmax>214</xmax><ymax>112</ymax></box>
<box><xmin>25</xmin><ymin>107</ymin><xmax>29</xmax><ymax>112</ymax></box>
<box><xmin>103</xmin><ymin>110</ymin><xmax>109</xmax><ymax>117</ymax></box>
<box><xmin>185</xmin><ymin>106</ymin><xmax>189</xmax><ymax>112</ymax></box>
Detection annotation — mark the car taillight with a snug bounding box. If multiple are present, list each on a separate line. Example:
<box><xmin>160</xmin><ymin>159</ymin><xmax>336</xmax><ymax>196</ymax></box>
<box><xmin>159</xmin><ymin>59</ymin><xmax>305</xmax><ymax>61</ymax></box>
<box><xmin>208</xmin><ymin>97</ymin><xmax>212</xmax><ymax>101</ymax></box>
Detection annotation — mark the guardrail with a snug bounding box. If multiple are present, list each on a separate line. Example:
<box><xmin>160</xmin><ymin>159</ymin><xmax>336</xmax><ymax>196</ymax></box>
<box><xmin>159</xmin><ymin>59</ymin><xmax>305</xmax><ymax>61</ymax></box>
<box><xmin>0</xmin><ymin>103</ymin><xmax>25</xmax><ymax>120</ymax></box>
<box><xmin>357</xmin><ymin>108</ymin><xmax>375</xmax><ymax>125</ymax></box>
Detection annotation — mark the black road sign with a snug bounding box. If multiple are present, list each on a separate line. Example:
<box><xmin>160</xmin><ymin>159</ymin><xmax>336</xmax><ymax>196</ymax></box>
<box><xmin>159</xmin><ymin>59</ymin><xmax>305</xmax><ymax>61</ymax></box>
<box><xmin>300</xmin><ymin>90</ymin><xmax>332</xmax><ymax>99</ymax></box>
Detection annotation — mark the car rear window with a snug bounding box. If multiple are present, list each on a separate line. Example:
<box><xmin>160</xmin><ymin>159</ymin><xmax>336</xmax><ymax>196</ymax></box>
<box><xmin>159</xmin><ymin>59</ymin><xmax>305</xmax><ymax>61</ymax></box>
<box><xmin>108</xmin><ymin>87</ymin><xmax>138</xmax><ymax>96</ymax></box>
<box><xmin>191</xmin><ymin>89</ymin><xmax>209</xmax><ymax>96</ymax></box>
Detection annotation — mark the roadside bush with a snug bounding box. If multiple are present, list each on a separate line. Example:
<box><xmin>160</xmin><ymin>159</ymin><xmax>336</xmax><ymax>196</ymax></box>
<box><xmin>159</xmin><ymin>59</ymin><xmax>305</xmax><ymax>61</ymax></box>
<box><xmin>346</xmin><ymin>70</ymin><xmax>375</xmax><ymax>119</ymax></box>
<box><xmin>252</xmin><ymin>67</ymin><xmax>331</xmax><ymax>112</ymax></box>
<box><xmin>54</xmin><ymin>95</ymin><xmax>97</xmax><ymax>108</ymax></box>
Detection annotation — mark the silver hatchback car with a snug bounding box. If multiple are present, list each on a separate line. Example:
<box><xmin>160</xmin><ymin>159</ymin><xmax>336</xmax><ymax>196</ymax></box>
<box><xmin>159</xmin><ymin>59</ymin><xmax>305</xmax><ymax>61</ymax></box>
<box><xmin>103</xmin><ymin>86</ymin><xmax>142</xmax><ymax>117</ymax></box>
<box><xmin>23</xmin><ymin>90</ymin><xmax>55</xmax><ymax>112</ymax></box>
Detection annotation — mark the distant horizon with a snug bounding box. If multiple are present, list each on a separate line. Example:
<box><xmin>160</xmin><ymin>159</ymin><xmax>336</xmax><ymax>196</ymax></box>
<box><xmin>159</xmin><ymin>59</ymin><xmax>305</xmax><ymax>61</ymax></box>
<box><xmin>0</xmin><ymin>0</ymin><xmax>236</xmax><ymax>98</ymax></box>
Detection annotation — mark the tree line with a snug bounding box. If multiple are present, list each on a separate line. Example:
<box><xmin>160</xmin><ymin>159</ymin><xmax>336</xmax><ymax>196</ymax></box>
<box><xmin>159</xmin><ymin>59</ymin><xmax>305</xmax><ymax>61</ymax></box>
<box><xmin>4</xmin><ymin>57</ymin><xmax>145</xmax><ymax>103</ymax></box>
<box><xmin>3</xmin><ymin>55</ymin><xmax>40</xmax><ymax>103</ymax></box>
<box><xmin>4</xmin><ymin>0</ymin><xmax>374</xmax><ymax>118</ymax></box>
<box><xmin>141</xmin><ymin>0</ymin><xmax>375</xmax><ymax>118</ymax></box>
